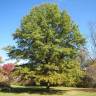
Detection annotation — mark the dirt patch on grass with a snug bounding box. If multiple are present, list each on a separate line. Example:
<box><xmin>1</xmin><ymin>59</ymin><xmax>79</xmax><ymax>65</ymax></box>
<box><xmin>53</xmin><ymin>87</ymin><xmax>96</xmax><ymax>93</ymax></box>
<box><xmin>66</xmin><ymin>90</ymin><xmax>78</xmax><ymax>95</ymax></box>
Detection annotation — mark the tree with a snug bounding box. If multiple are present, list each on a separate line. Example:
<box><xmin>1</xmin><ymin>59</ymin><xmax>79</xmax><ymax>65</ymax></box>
<box><xmin>2</xmin><ymin>63</ymin><xmax>15</xmax><ymax>75</ymax></box>
<box><xmin>75</xmin><ymin>23</ymin><xmax>96</xmax><ymax>88</ymax></box>
<box><xmin>0</xmin><ymin>63</ymin><xmax>15</xmax><ymax>90</ymax></box>
<box><xmin>88</xmin><ymin>22</ymin><xmax>96</xmax><ymax>62</ymax></box>
<box><xmin>5</xmin><ymin>4</ymin><xmax>85</xmax><ymax>88</ymax></box>
<box><xmin>1</xmin><ymin>63</ymin><xmax>15</xmax><ymax>84</ymax></box>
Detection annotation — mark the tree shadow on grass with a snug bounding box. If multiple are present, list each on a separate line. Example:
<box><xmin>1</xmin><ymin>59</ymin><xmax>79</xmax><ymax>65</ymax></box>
<box><xmin>0</xmin><ymin>86</ymin><xmax>67</xmax><ymax>95</ymax></box>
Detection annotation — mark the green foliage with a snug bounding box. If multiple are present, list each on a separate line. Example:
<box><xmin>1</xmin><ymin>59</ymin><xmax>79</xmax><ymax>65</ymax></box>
<box><xmin>5</xmin><ymin>4</ymin><xmax>85</xmax><ymax>87</ymax></box>
<box><xmin>10</xmin><ymin>67</ymin><xmax>34</xmax><ymax>85</ymax></box>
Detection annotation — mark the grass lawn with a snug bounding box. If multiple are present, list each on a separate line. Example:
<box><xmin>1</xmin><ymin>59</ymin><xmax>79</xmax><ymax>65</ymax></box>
<box><xmin>0</xmin><ymin>86</ymin><xmax>96</xmax><ymax>96</ymax></box>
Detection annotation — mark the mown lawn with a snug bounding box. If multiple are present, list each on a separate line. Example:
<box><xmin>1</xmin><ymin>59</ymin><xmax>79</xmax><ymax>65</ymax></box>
<box><xmin>0</xmin><ymin>86</ymin><xmax>96</xmax><ymax>96</ymax></box>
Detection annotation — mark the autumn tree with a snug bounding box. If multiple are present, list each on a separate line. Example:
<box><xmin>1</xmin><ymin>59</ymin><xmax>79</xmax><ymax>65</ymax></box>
<box><xmin>5</xmin><ymin>4</ymin><xmax>85</xmax><ymax>88</ymax></box>
<box><xmin>0</xmin><ymin>63</ymin><xmax>15</xmax><ymax>89</ymax></box>
<box><xmin>2</xmin><ymin>63</ymin><xmax>15</xmax><ymax>75</ymax></box>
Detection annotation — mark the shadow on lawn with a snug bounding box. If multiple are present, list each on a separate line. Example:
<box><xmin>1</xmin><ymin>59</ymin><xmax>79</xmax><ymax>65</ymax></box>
<box><xmin>1</xmin><ymin>86</ymin><xmax>96</xmax><ymax>95</ymax></box>
<box><xmin>0</xmin><ymin>86</ymin><xmax>67</xmax><ymax>95</ymax></box>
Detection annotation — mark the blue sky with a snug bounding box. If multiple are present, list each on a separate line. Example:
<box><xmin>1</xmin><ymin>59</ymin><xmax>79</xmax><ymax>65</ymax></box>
<box><xmin>0</xmin><ymin>0</ymin><xmax>96</xmax><ymax>61</ymax></box>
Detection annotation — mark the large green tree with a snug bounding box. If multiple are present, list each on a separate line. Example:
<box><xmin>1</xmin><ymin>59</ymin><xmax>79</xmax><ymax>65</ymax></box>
<box><xmin>6</xmin><ymin>4</ymin><xmax>85</xmax><ymax>88</ymax></box>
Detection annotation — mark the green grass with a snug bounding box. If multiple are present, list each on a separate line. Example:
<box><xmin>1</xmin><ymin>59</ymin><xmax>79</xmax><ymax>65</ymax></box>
<box><xmin>0</xmin><ymin>86</ymin><xmax>96</xmax><ymax>96</ymax></box>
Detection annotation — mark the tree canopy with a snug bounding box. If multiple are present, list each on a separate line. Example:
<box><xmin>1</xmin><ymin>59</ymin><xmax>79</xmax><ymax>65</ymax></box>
<box><xmin>5</xmin><ymin>4</ymin><xmax>85</xmax><ymax>88</ymax></box>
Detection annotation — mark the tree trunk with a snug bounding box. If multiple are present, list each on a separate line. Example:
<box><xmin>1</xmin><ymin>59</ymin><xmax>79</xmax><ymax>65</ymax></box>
<box><xmin>46</xmin><ymin>82</ymin><xmax>50</xmax><ymax>90</ymax></box>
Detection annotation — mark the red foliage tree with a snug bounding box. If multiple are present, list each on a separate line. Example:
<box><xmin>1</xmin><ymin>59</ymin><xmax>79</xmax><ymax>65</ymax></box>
<box><xmin>2</xmin><ymin>63</ymin><xmax>15</xmax><ymax>75</ymax></box>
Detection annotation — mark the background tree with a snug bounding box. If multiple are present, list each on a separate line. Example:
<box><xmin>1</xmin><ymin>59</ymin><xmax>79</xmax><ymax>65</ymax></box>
<box><xmin>2</xmin><ymin>63</ymin><xmax>15</xmax><ymax>75</ymax></box>
<box><xmin>77</xmin><ymin>22</ymin><xmax>96</xmax><ymax>88</ymax></box>
<box><xmin>0</xmin><ymin>63</ymin><xmax>15</xmax><ymax>89</ymax></box>
<box><xmin>88</xmin><ymin>22</ymin><xmax>96</xmax><ymax>62</ymax></box>
<box><xmin>76</xmin><ymin>22</ymin><xmax>96</xmax><ymax>88</ymax></box>
<box><xmin>5</xmin><ymin>4</ymin><xmax>85</xmax><ymax>88</ymax></box>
